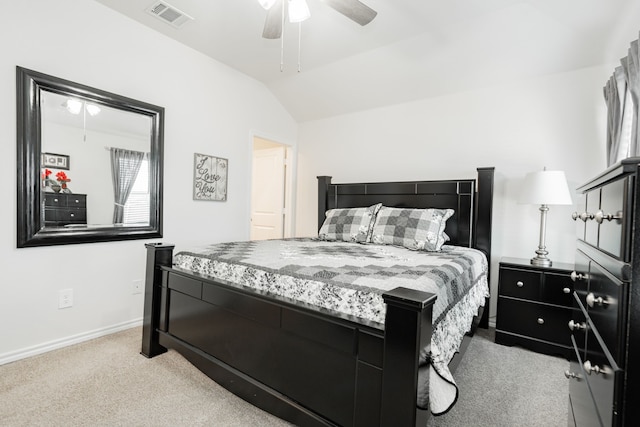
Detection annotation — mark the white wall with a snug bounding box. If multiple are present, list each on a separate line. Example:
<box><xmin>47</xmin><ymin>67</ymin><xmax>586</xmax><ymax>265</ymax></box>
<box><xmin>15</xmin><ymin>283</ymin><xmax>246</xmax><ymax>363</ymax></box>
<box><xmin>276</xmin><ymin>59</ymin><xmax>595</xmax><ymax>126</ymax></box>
<box><xmin>0</xmin><ymin>0</ymin><xmax>297</xmax><ymax>363</ymax></box>
<box><xmin>295</xmin><ymin>66</ymin><xmax>612</xmax><ymax>321</ymax></box>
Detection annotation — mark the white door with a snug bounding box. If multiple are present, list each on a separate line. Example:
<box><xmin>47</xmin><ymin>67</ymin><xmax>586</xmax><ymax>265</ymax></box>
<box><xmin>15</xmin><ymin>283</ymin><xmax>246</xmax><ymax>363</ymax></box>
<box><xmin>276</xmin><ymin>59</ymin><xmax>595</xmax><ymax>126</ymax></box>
<box><xmin>251</xmin><ymin>146</ymin><xmax>285</xmax><ymax>240</ymax></box>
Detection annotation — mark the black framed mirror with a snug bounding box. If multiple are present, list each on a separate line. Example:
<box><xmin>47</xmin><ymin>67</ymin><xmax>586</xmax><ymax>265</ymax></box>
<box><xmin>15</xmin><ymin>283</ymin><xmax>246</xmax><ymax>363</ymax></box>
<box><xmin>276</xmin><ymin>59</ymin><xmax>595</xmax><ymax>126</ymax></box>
<box><xmin>17</xmin><ymin>66</ymin><xmax>164</xmax><ymax>247</ymax></box>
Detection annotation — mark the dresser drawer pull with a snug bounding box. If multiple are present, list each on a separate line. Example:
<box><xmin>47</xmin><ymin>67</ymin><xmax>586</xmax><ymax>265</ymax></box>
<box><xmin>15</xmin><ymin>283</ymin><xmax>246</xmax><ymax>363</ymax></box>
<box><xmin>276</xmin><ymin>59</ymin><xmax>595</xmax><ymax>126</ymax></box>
<box><xmin>571</xmin><ymin>212</ymin><xmax>593</xmax><ymax>222</ymax></box>
<box><xmin>516</xmin><ymin>281</ymin><xmax>524</xmax><ymax>288</ymax></box>
<box><xmin>568</xmin><ymin>320</ymin><xmax>586</xmax><ymax>331</ymax></box>
<box><xmin>583</xmin><ymin>360</ymin><xmax>603</xmax><ymax>375</ymax></box>
<box><xmin>54</xmin><ymin>198</ymin><xmax>59</xmax><ymax>203</ymax></box>
<box><xmin>570</xmin><ymin>271</ymin><xmax>589</xmax><ymax>282</ymax></box>
<box><xmin>564</xmin><ymin>370</ymin><xmax>581</xmax><ymax>380</ymax></box>
<box><xmin>563</xmin><ymin>287</ymin><xmax>571</xmax><ymax>294</ymax></box>
<box><xmin>586</xmin><ymin>292</ymin><xmax>608</xmax><ymax>308</ymax></box>
<box><xmin>537</xmin><ymin>318</ymin><xmax>544</xmax><ymax>325</ymax></box>
<box><xmin>594</xmin><ymin>210</ymin><xmax>623</xmax><ymax>224</ymax></box>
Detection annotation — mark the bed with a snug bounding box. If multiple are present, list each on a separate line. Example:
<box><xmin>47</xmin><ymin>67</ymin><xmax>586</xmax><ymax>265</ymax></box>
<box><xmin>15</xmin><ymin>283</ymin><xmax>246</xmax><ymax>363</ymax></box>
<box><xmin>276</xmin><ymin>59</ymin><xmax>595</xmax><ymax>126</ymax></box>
<box><xmin>141</xmin><ymin>167</ymin><xmax>494</xmax><ymax>427</ymax></box>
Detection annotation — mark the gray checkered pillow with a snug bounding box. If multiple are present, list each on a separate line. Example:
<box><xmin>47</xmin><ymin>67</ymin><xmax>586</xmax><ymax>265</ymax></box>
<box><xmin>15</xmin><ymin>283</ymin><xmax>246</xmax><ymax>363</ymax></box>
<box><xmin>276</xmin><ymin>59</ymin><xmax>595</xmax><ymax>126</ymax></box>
<box><xmin>318</xmin><ymin>204</ymin><xmax>382</xmax><ymax>243</ymax></box>
<box><xmin>370</xmin><ymin>207</ymin><xmax>454</xmax><ymax>251</ymax></box>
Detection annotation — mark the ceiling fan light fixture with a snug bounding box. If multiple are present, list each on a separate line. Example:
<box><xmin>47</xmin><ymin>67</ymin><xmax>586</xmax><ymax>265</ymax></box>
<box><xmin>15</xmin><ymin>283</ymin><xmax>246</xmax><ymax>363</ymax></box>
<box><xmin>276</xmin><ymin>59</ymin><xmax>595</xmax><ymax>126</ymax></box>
<box><xmin>64</xmin><ymin>99</ymin><xmax>83</xmax><ymax>115</ymax></box>
<box><xmin>85</xmin><ymin>104</ymin><xmax>101</xmax><ymax>116</ymax></box>
<box><xmin>288</xmin><ymin>0</ymin><xmax>310</xmax><ymax>23</ymax></box>
<box><xmin>258</xmin><ymin>0</ymin><xmax>278</xmax><ymax>10</ymax></box>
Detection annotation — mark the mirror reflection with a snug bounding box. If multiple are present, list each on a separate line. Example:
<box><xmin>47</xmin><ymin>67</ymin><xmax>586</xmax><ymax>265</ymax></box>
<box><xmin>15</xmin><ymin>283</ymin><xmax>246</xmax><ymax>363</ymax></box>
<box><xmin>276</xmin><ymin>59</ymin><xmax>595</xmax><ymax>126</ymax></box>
<box><xmin>41</xmin><ymin>90</ymin><xmax>152</xmax><ymax>227</ymax></box>
<box><xmin>16</xmin><ymin>66</ymin><xmax>164</xmax><ymax>247</ymax></box>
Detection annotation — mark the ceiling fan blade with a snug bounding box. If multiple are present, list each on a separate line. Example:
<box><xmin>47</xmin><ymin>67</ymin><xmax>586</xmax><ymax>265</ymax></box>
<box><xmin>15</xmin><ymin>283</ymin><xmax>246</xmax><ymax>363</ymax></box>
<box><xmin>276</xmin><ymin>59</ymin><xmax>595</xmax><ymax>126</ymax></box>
<box><xmin>262</xmin><ymin>0</ymin><xmax>283</xmax><ymax>39</ymax></box>
<box><xmin>321</xmin><ymin>0</ymin><xmax>377</xmax><ymax>26</ymax></box>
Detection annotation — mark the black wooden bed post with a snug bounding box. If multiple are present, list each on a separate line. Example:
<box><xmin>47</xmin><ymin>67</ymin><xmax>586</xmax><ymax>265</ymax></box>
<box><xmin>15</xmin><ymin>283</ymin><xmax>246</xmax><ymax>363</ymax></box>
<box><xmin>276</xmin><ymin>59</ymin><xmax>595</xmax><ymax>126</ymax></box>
<box><xmin>317</xmin><ymin>175</ymin><xmax>332</xmax><ymax>230</ymax></box>
<box><xmin>141</xmin><ymin>242</ymin><xmax>174</xmax><ymax>358</ymax></box>
<box><xmin>380</xmin><ymin>288</ymin><xmax>436</xmax><ymax>426</ymax></box>
<box><xmin>475</xmin><ymin>167</ymin><xmax>494</xmax><ymax>329</ymax></box>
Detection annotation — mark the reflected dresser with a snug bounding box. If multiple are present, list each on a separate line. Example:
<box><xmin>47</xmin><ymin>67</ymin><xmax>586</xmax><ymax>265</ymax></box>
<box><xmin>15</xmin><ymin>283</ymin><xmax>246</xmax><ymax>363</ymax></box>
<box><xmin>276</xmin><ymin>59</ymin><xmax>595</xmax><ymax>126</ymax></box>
<box><xmin>567</xmin><ymin>158</ymin><xmax>640</xmax><ymax>426</ymax></box>
<box><xmin>43</xmin><ymin>193</ymin><xmax>87</xmax><ymax>227</ymax></box>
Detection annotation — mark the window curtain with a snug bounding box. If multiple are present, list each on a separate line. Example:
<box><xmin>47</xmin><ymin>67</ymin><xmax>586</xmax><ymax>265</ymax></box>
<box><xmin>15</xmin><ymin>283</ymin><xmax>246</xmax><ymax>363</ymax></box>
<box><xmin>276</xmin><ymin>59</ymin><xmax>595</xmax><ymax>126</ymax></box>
<box><xmin>110</xmin><ymin>148</ymin><xmax>147</xmax><ymax>224</ymax></box>
<box><xmin>605</xmin><ymin>33</ymin><xmax>640</xmax><ymax>166</ymax></box>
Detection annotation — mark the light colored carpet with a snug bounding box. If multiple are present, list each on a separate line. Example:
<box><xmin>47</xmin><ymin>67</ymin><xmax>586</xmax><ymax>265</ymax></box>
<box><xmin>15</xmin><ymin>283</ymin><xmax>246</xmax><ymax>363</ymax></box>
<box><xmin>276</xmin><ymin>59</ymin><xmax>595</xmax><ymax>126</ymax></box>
<box><xmin>0</xmin><ymin>327</ymin><xmax>568</xmax><ymax>426</ymax></box>
<box><xmin>428</xmin><ymin>328</ymin><xmax>569</xmax><ymax>427</ymax></box>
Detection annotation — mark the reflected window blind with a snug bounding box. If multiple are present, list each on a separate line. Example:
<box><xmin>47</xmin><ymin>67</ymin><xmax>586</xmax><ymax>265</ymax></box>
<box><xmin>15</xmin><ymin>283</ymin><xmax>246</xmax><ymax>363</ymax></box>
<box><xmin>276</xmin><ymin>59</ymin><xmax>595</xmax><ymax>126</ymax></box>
<box><xmin>123</xmin><ymin>159</ymin><xmax>150</xmax><ymax>224</ymax></box>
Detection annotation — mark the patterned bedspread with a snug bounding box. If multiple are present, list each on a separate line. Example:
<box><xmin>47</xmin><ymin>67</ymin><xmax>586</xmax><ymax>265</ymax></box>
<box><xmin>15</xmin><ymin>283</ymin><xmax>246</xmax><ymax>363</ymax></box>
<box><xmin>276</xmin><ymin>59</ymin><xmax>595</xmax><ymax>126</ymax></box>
<box><xmin>173</xmin><ymin>238</ymin><xmax>489</xmax><ymax>415</ymax></box>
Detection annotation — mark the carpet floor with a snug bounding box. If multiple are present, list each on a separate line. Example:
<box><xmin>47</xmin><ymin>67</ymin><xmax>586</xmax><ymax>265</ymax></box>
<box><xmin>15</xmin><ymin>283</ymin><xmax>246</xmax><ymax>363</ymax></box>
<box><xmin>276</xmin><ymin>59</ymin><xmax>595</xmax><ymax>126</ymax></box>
<box><xmin>0</xmin><ymin>327</ymin><xmax>568</xmax><ymax>426</ymax></box>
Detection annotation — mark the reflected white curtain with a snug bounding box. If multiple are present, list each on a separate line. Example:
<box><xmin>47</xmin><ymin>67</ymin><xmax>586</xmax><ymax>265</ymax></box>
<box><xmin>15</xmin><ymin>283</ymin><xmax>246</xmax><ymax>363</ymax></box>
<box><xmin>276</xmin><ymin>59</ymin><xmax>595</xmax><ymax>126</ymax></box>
<box><xmin>605</xmin><ymin>33</ymin><xmax>640</xmax><ymax>166</ymax></box>
<box><xmin>110</xmin><ymin>148</ymin><xmax>147</xmax><ymax>224</ymax></box>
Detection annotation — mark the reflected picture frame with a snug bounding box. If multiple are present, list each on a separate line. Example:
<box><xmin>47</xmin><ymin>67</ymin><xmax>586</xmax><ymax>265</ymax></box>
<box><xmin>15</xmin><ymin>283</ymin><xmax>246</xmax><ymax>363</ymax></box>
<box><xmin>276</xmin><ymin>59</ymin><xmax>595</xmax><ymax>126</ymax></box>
<box><xmin>42</xmin><ymin>152</ymin><xmax>70</xmax><ymax>170</ymax></box>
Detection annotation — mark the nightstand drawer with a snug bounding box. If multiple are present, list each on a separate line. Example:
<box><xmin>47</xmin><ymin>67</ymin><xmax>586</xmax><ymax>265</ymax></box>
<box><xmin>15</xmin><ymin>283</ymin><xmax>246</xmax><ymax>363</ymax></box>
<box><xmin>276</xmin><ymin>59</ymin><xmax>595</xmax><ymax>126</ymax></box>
<box><xmin>498</xmin><ymin>268</ymin><xmax>541</xmax><ymax>300</ymax></box>
<box><xmin>497</xmin><ymin>299</ymin><xmax>572</xmax><ymax>346</ymax></box>
<box><xmin>542</xmin><ymin>272</ymin><xmax>573</xmax><ymax>306</ymax></box>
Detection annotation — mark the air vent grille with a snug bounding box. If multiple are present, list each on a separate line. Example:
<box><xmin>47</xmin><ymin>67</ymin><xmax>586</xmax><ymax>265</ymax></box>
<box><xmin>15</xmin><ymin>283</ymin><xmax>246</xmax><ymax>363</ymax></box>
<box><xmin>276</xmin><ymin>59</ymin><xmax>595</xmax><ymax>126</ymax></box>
<box><xmin>146</xmin><ymin>1</ymin><xmax>193</xmax><ymax>28</ymax></box>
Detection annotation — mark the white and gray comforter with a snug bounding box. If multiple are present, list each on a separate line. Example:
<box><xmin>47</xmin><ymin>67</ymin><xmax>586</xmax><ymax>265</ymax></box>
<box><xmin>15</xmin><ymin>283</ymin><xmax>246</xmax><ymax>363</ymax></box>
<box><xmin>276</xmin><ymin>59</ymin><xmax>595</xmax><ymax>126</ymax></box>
<box><xmin>173</xmin><ymin>238</ymin><xmax>489</xmax><ymax>415</ymax></box>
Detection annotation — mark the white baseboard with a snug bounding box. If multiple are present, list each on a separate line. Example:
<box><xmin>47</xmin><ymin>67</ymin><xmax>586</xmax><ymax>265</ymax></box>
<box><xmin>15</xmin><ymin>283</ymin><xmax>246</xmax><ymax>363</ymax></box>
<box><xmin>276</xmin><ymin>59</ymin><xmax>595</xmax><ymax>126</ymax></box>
<box><xmin>0</xmin><ymin>318</ymin><xmax>142</xmax><ymax>366</ymax></box>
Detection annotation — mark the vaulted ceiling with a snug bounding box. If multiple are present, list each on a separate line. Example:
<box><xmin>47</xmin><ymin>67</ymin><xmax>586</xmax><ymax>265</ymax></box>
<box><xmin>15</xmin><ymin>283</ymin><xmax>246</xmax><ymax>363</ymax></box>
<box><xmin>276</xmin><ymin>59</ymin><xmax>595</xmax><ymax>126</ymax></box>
<box><xmin>95</xmin><ymin>0</ymin><xmax>640</xmax><ymax>122</ymax></box>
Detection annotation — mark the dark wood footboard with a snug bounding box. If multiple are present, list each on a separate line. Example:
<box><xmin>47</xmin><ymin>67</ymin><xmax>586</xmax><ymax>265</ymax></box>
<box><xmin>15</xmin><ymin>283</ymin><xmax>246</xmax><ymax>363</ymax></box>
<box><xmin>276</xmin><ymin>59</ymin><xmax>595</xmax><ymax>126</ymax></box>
<box><xmin>142</xmin><ymin>243</ymin><xmax>436</xmax><ymax>427</ymax></box>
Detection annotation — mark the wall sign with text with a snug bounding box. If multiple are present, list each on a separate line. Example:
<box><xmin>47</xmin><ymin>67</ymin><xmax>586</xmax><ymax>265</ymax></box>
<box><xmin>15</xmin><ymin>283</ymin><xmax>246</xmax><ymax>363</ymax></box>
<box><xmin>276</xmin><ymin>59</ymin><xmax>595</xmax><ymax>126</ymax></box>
<box><xmin>193</xmin><ymin>153</ymin><xmax>228</xmax><ymax>201</ymax></box>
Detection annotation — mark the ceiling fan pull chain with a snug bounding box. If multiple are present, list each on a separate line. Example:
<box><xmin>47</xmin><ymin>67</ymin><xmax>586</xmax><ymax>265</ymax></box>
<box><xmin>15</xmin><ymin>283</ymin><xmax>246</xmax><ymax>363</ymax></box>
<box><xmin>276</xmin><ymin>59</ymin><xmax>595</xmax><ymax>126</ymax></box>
<box><xmin>298</xmin><ymin>22</ymin><xmax>302</xmax><ymax>72</ymax></box>
<box><xmin>280</xmin><ymin>0</ymin><xmax>285</xmax><ymax>72</ymax></box>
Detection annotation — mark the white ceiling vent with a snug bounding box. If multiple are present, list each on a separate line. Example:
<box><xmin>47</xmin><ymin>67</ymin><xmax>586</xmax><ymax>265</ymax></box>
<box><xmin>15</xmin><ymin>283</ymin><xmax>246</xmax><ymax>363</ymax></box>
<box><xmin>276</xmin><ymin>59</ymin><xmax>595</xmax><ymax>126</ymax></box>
<box><xmin>146</xmin><ymin>1</ymin><xmax>194</xmax><ymax>28</ymax></box>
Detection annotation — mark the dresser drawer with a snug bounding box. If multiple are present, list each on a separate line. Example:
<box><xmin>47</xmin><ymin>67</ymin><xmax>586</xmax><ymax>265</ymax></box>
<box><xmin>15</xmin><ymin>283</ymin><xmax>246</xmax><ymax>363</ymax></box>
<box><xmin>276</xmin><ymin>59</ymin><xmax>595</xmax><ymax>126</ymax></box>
<box><xmin>498</xmin><ymin>268</ymin><xmax>540</xmax><ymax>300</ymax></box>
<box><xmin>44</xmin><ymin>193</ymin><xmax>67</xmax><ymax>207</ymax></box>
<box><xmin>65</xmin><ymin>195</ymin><xmax>86</xmax><ymax>208</ymax></box>
<box><xmin>586</xmin><ymin>262</ymin><xmax>623</xmax><ymax>362</ymax></box>
<box><xmin>496</xmin><ymin>298</ymin><xmax>572</xmax><ymax>346</ymax></box>
<box><xmin>583</xmin><ymin>331</ymin><xmax>619</xmax><ymax>426</ymax></box>
<box><xmin>597</xmin><ymin>177</ymin><xmax>626</xmax><ymax>260</ymax></box>
<box><xmin>584</xmin><ymin>189</ymin><xmax>599</xmax><ymax>247</ymax></box>
<box><xmin>568</xmin><ymin>336</ymin><xmax>602</xmax><ymax>427</ymax></box>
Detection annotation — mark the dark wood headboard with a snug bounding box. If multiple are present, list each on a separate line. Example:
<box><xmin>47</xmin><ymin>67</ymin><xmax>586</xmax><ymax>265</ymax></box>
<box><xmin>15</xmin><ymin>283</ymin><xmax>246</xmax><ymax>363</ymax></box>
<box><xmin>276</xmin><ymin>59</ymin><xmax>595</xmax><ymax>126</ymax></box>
<box><xmin>317</xmin><ymin>167</ymin><xmax>494</xmax><ymax>260</ymax></box>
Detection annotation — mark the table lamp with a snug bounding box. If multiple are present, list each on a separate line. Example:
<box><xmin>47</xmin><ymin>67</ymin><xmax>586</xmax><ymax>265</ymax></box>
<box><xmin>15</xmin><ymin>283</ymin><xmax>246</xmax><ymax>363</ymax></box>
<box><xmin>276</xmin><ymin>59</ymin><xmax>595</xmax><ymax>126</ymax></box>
<box><xmin>518</xmin><ymin>169</ymin><xmax>572</xmax><ymax>267</ymax></box>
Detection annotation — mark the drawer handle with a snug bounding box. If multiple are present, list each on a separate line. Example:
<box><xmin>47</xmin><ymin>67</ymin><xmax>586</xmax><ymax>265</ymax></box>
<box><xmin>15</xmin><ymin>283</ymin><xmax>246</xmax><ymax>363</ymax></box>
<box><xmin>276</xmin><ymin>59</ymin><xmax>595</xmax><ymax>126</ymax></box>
<box><xmin>537</xmin><ymin>318</ymin><xmax>544</xmax><ymax>325</ymax></box>
<box><xmin>516</xmin><ymin>281</ymin><xmax>524</xmax><ymax>288</ymax></box>
<box><xmin>564</xmin><ymin>370</ymin><xmax>581</xmax><ymax>380</ymax></box>
<box><xmin>594</xmin><ymin>210</ymin><xmax>623</xmax><ymax>224</ymax></box>
<box><xmin>54</xmin><ymin>198</ymin><xmax>59</xmax><ymax>202</ymax></box>
<box><xmin>570</xmin><ymin>271</ymin><xmax>589</xmax><ymax>282</ymax></box>
<box><xmin>571</xmin><ymin>212</ymin><xmax>593</xmax><ymax>222</ymax></box>
<box><xmin>568</xmin><ymin>320</ymin><xmax>586</xmax><ymax>331</ymax></box>
<box><xmin>70</xmin><ymin>213</ymin><xmax>75</xmax><ymax>217</ymax></box>
<box><xmin>586</xmin><ymin>292</ymin><xmax>608</xmax><ymax>308</ymax></box>
<box><xmin>563</xmin><ymin>287</ymin><xmax>571</xmax><ymax>294</ymax></box>
<box><xmin>583</xmin><ymin>360</ymin><xmax>603</xmax><ymax>375</ymax></box>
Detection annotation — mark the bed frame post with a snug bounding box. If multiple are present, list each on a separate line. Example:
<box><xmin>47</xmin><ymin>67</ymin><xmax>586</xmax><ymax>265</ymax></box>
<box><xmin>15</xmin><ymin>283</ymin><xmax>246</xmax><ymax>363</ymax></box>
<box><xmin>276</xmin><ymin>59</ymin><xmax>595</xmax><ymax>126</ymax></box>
<box><xmin>475</xmin><ymin>167</ymin><xmax>494</xmax><ymax>329</ymax></box>
<box><xmin>141</xmin><ymin>242</ymin><xmax>174</xmax><ymax>358</ymax></box>
<box><xmin>380</xmin><ymin>288</ymin><xmax>437</xmax><ymax>427</ymax></box>
<box><xmin>317</xmin><ymin>176</ymin><xmax>332</xmax><ymax>231</ymax></box>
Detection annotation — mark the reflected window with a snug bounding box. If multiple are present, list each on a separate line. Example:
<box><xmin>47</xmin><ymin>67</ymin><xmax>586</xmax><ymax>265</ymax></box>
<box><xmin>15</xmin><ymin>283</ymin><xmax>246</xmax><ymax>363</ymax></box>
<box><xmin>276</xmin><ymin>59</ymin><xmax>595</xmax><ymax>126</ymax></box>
<box><xmin>124</xmin><ymin>159</ymin><xmax>149</xmax><ymax>225</ymax></box>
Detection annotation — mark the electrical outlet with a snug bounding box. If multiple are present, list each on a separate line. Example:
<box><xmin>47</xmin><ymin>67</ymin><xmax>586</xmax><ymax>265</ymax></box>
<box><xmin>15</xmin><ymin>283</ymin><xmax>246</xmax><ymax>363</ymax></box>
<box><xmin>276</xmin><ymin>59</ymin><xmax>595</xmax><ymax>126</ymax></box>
<box><xmin>58</xmin><ymin>289</ymin><xmax>73</xmax><ymax>309</ymax></box>
<box><xmin>132</xmin><ymin>280</ymin><xmax>143</xmax><ymax>295</ymax></box>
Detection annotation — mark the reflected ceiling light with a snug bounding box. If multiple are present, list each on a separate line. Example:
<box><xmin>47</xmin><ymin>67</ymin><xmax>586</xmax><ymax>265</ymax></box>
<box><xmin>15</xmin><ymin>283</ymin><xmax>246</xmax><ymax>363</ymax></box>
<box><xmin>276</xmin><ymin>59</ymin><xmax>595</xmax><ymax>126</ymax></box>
<box><xmin>85</xmin><ymin>104</ymin><xmax>101</xmax><ymax>116</ymax></box>
<box><xmin>288</xmin><ymin>0</ymin><xmax>310</xmax><ymax>23</ymax></box>
<box><xmin>64</xmin><ymin>99</ymin><xmax>82</xmax><ymax>115</ymax></box>
<box><xmin>258</xmin><ymin>0</ymin><xmax>278</xmax><ymax>10</ymax></box>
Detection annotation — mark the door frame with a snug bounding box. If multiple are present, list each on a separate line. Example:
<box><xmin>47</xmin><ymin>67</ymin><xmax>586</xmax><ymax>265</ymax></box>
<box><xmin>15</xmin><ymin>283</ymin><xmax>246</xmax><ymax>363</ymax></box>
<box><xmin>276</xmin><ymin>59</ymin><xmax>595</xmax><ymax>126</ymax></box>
<box><xmin>249</xmin><ymin>132</ymin><xmax>296</xmax><ymax>239</ymax></box>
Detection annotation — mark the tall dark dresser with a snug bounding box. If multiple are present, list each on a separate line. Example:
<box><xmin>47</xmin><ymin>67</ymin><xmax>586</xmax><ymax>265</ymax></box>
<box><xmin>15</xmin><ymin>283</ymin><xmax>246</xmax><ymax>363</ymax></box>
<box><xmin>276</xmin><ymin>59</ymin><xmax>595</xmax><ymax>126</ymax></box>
<box><xmin>567</xmin><ymin>158</ymin><xmax>640</xmax><ymax>426</ymax></box>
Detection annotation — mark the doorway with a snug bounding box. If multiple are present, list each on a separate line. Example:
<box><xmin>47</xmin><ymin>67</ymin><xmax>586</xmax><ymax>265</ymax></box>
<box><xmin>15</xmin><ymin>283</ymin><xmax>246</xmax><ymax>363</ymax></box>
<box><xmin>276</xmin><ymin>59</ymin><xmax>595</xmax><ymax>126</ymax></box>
<box><xmin>250</xmin><ymin>137</ymin><xmax>292</xmax><ymax>240</ymax></box>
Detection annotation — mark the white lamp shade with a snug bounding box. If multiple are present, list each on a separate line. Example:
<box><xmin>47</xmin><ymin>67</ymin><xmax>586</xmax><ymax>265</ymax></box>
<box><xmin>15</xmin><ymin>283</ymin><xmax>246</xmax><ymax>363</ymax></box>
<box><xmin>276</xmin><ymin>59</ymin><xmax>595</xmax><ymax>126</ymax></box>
<box><xmin>258</xmin><ymin>0</ymin><xmax>278</xmax><ymax>10</ymax></box>
<box><xmin>518</xmin><ymin>170</ymin><xmax>573</xmax><ymax>205</ymax></box>
<box><xmin>288</xmin><ymin>0</ymin><xmax>310</xmax><ymax>22</ymax></box>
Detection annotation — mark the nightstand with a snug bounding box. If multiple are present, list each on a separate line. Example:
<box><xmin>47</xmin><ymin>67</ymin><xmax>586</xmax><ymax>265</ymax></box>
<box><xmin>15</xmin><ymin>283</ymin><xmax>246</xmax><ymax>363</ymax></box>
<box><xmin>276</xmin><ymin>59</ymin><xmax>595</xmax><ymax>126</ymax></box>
<box><xmin>495</xmin><ymin>257</ymin><xmax>574</xmax><ymax>358</ymax></box>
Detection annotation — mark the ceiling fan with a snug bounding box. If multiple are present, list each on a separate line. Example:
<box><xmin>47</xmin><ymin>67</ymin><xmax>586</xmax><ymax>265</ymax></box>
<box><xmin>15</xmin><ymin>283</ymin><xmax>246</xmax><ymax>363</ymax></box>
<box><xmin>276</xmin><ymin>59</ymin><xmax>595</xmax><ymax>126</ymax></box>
<box><xmin>258</xmin><ymin>0</ymin><xmax>378</xmax><ymax>39</ymax></box>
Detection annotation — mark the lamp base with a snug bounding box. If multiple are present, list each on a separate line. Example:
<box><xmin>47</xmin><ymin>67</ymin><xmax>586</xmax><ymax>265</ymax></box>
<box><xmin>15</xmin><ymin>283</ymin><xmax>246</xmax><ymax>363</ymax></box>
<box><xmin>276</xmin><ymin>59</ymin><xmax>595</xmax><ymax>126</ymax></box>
<box><xmin>531</xmin><ymin>256</ymin><xmax>552</xmax><ymax>267</ymax></box>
